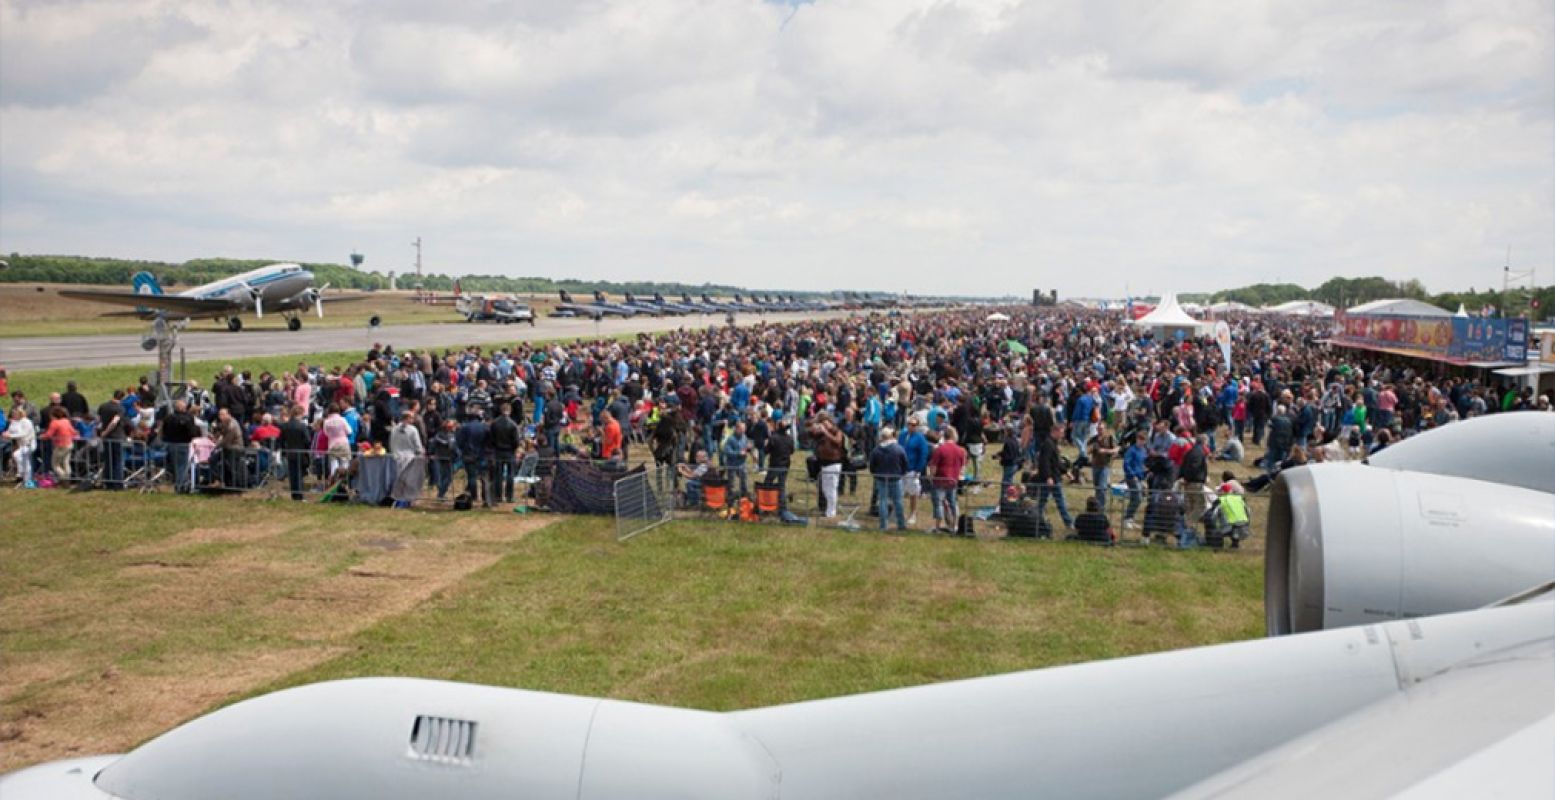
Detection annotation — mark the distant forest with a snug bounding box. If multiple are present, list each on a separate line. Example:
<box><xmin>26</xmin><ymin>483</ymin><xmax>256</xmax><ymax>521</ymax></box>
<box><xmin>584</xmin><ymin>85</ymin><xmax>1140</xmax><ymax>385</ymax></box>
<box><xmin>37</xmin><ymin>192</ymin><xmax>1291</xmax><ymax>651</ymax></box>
<box><xmin>0</xmin><ymin>254</ymin><xmax>821</xmax><ymax>298</ymax></box>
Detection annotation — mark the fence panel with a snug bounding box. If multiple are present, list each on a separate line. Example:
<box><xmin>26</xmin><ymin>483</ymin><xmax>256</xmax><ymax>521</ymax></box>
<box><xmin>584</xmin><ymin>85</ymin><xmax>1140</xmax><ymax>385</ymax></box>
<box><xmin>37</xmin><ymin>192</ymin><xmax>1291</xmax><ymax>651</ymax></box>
<box><xmin>615</xmin><ymin>467</ymin><xmax>671</xmax><ymax>541</ymax></box>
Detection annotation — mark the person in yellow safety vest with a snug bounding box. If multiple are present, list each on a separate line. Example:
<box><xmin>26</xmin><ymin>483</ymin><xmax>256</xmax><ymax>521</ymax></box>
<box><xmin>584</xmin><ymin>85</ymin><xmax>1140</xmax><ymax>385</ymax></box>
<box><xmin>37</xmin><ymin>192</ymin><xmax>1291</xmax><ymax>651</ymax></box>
<box><xmin>1214</xmin><ymin>474</ymin><xmax>1251</xmax><ymax>549</ymax></box>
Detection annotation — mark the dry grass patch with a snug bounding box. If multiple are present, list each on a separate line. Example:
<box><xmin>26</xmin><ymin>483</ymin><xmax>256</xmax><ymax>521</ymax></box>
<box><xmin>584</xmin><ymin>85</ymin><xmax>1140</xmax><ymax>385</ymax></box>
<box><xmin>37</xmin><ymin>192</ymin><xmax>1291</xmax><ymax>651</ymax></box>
<box><xmin>0</xmin><ymin>491</ymin><xmax>552</xmax><ymax>770</ymax></box>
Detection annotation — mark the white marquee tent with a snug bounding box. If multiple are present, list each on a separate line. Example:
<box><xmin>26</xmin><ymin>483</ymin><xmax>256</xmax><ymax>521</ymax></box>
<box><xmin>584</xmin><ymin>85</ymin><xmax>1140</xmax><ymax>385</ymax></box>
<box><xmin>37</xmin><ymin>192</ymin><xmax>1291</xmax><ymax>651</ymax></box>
<box><xmin>1263</xmin><ymin>299</ymin><xmax>1337</xmax><ymax>317</ymax></box>
<box><xmin>1128</xmin><ymin>293</ymin><xmax>1215</xmax><ymax>336</ymax></box>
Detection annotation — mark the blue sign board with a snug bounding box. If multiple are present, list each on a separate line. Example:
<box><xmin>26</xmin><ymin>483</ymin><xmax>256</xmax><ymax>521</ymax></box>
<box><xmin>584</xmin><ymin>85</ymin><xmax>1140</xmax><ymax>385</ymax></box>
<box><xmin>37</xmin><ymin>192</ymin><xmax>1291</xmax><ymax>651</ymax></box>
<box><xmin>1450</xmin><ymin>317</ymin><xmax>1529</xmax><ymax>363</ymax></box>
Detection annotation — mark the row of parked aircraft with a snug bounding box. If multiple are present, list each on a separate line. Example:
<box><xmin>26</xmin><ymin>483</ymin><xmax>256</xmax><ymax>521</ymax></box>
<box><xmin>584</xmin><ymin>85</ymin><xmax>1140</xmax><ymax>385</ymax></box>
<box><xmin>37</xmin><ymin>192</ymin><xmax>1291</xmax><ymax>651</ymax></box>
<box><xmin>550</xmin><ymin>290</ymin><xmax>904</xmax><ymax>319</ymax></box>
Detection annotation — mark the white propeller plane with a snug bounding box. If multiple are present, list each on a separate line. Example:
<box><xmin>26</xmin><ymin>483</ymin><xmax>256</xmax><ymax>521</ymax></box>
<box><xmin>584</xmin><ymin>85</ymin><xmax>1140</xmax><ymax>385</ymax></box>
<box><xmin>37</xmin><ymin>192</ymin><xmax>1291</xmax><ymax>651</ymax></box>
<box><xmin>59</xmin><ymin>264</ymin><xmax>365</xmax><ymax>332</ymax></box>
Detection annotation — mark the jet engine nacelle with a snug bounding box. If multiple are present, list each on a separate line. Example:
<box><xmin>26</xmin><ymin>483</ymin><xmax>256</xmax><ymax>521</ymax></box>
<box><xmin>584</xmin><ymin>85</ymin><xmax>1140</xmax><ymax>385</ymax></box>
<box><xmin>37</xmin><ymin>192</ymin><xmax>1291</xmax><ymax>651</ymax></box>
<box><xmin>1266</xmin><ymin>461</ymin><xmax>1555</xmax><ymax>635</ymax></box>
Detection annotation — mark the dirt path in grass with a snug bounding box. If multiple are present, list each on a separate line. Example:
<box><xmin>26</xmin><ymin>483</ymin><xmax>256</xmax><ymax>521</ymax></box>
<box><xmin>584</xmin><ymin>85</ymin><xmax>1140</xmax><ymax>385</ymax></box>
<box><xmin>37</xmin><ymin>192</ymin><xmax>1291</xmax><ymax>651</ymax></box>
<box><xmin>0</xmin><ymin>506</ymin><xmax>557</xmax><ymax>771</ymax></box>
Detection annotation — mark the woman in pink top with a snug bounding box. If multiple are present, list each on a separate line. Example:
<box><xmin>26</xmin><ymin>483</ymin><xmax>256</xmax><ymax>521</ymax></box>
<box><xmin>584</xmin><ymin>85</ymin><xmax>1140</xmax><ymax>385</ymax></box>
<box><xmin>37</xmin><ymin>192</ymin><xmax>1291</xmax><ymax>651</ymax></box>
<box><xmin>43</xmin><ymin>406</ymin><xmax>78</xmax><ymax>479</ymax></box>
<box><xmin>322</xmin><ymin>405</ymin><xmax>352</xmax><ymax>476</ymax></box>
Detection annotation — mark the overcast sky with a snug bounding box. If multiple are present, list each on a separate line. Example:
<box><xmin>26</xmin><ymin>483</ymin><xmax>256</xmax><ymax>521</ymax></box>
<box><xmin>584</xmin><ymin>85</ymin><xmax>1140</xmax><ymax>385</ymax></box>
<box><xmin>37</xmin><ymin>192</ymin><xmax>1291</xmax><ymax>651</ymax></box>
<box><xmin>1</xmin><ymin>0</ymin><xmax>1550</xmax><ymax>296</ymax></box>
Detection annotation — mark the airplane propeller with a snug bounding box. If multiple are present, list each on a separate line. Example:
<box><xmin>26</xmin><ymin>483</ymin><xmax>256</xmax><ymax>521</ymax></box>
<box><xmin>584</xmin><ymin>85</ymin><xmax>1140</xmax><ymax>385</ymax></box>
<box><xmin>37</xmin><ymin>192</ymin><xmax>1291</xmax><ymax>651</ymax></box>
<box><xmin>313</xmin><ymin>283</ymin><xmax>330</xmax><ymax>318</ymax></box>
<box><xmin>239</xmin><ymin>281</ymin><xmax>263</xmax><ymax>318</ymax></box>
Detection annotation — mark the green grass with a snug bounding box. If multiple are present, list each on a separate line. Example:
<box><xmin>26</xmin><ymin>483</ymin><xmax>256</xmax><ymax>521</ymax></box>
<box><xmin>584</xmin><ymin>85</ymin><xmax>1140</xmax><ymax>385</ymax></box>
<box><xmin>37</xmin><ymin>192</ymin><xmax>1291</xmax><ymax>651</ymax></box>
<box><xmin>5</xmin><ymin>350</ymin><xmax>370</xmax><ymax>407</ymax></box>
<box><xmin>5</xmin><ymin>329</ymin><xmax>640</xmax><ymax>406</ymax></box>
<box><xmin>1</xmin><ymin>491</ymin><xmax>1263</xmax><ymax>768</ymax></box>
<box><xmin>274</xmin><ymin>516</ymin><xmax>1264</xmax><ymax>710</ymax></box>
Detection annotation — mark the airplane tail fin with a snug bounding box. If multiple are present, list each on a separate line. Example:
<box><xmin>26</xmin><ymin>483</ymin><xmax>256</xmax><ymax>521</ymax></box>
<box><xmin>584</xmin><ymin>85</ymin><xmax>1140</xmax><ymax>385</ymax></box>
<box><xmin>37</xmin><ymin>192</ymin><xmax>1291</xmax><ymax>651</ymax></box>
<box><xmin>559</xmin><ymin>290</ymin><xmax>573</xmax><ymax>303</ymax></box>
<box><xmin>594</xmin><ymin>291</ymin><xmax>607</xmax><ymax>302</ymax></box>
<box><xmin>655</xmin><ymin>293</ymin><xmax>666</xmax><ymax>303</ymax></box>
<box><xmin>132</xmin><ymin>271</ymin><xmax>163</xmax><ymax>315</ymax></box>
<box><xmin>132</xmin><ymin>271</ymin><xmax>164</xmax><ymax>296</ymax></box>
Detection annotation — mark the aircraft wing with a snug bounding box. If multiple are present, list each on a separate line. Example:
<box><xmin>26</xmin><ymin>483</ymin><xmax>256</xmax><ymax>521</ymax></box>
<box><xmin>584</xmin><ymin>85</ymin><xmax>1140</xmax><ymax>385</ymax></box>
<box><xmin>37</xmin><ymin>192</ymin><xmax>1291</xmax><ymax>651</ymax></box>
<box><xmin>1170</xmin><ymin>614</ymin><xmax>1554</xmax><ymax>798</ymax></box>
<box><xmin>58</xmin><ymin>289</ymin><xmax>237</xmax><ymax>315</ymax></box>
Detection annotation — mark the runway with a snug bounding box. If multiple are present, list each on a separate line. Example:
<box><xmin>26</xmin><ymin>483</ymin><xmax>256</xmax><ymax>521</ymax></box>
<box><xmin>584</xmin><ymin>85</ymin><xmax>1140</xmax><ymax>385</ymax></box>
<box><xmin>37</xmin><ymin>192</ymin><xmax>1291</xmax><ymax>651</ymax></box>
<box><xmin>0</xmin><ymin>311</ymin><xmax>850</xmax><ymax>372</ymax></box>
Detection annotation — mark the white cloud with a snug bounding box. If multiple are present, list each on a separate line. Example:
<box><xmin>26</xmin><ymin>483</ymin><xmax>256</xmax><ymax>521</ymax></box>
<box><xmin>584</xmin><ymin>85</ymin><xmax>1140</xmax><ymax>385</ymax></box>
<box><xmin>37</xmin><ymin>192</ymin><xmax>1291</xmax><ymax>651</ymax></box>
<box><xmin>0</xmin><ymin>0</ymin><xmax>1550</xmax><ymax>295</ymax></box>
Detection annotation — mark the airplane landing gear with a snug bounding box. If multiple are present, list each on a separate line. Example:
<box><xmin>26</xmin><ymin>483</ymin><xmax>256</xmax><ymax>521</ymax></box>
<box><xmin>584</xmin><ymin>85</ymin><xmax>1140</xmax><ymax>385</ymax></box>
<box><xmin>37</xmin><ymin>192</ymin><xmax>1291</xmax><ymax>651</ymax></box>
<box><xmin>227</xmin><ymin>317</ymin><xmax>243</xmax><ymax>332</ymax></box>
<box><xmin>287</xmin><ymin>317</ymin><xmax>302</xmax><ymax>332</ymax></box>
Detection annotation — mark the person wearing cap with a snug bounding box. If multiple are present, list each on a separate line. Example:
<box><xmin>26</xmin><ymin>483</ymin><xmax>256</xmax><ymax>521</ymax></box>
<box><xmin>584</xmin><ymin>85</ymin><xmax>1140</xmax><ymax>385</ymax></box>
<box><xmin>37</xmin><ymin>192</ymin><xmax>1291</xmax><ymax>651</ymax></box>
<box><xmin>900</xmin><ymin>418</ymin><xmax>931</xmax><ymax>525</ymax></box>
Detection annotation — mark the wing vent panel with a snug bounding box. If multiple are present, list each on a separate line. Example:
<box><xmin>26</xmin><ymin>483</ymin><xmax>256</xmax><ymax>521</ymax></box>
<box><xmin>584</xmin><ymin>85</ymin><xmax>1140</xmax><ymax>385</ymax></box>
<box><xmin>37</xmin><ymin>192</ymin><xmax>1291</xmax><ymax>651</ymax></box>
<box><xmin>408</xmin><ymin>715</ymin><xmax>477</xmax><ymax>764</ymax></box>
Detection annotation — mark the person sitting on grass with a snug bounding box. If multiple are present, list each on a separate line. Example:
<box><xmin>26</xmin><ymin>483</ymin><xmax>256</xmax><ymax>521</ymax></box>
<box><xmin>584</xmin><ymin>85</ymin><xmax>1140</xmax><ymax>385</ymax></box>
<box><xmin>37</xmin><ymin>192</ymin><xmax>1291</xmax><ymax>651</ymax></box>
<box><xmin>1070</xmin><ymin>496</ymin><xmax>1115</xmax><ymax>545</ymax></box>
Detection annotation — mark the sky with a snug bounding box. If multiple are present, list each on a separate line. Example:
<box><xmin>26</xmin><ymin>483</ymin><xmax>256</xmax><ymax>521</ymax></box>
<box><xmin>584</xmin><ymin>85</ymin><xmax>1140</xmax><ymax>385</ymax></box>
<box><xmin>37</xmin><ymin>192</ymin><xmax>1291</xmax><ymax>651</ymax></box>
<box><xmin>1</xmin><ymin>0</ymin><xmax>1551</xmax><ymax>297</ymax></box>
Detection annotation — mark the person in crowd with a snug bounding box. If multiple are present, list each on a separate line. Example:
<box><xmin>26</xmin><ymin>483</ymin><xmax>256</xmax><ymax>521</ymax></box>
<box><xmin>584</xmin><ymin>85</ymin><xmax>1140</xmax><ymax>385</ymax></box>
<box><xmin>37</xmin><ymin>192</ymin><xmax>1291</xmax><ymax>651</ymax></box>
<box><xmin>869</xmin><ymin>426</ymin><xmax>909</xmax><ymax>531</ymax></box>
<box><xmin>1089</xmin><ymin>421</ymin><xmax>1118</xmax><ymax>512</ymax></box>
<box><xmin>926</xmin><ymin>427</ymin><xmax>967</xmax><ymax>532</ymax></box>
<box><xmin>763</xmin><ymin>411</ymin><xmax>798</xmax><ymax>522</ymax></box>
<box><xmin>809</xmin><ymin>413</ymin><xmax>845</xmax><ymax>519</ymax></box>
<box><xmin>1071</xmin><ymin>497</ymin><xmax>1115</xmax><ymax>545</ymax></box>
<box><xmin>4</xmin><ymin>406</ymin><xmax>37</xmax><ymax>488</ymax></box>
<box><xmin>277</xmin><ymin>404</ymin><xmax>313</xmax><ymax>501</ymax></box>
<box><xmin>97</xmin><ymin>389</ymin><xmax>128</xmax><ymax>489</ymax></box>
<box><xmin>1177</xmin><ymin>433</ymin><xmax>1211</xmax><ymax>547</ymax></box>
<box><xmin>428</xmin><ymin>419</ymin><xmax>458</xmax><ymax>501</ymax></box>
<box><xmin>160</xmin><ymin>399</ymin><xmax>199</xmax><ymax>492</ymax></box>
<box><xmin>456</xmin><ymin>410</ymin><xmax>492</xmax><ymax>507</ymax></box>
<box><xmin>719</xmin><ymin>419</ymin><xmax>751</xmax><ymax>498</ymax></box>
<box><xmin>41</xmin><ymin>406</ymin><xmax>77</xmax><ymax>482</ymax></box>
<box><xmin>490</xmin><ymin>403</ymin><xmax>522</xmax><ymax>503</ymax></box>
<box><xmin>678</xmin><ymin>450</ymin><xmax>712</xmax><ymax>507</ymax></box>
<box><xmin>1121</xmin><ymin>430</ymin><xmax>1148</xmax><ymax>530</ymax></box>
<box><xmin>322</xmin><ymin>404</ymin><xmax>353</xmax><ymax>478</ymax></box>
<box><xmin>1033</xmin><ymin>424</ymin><xmax>1074</xmax><ymax>531</ymax></box>
<box><xmin>901</xmin><ymin>419</ymin><xmax>931</xmax><ymax>525</ymax></box>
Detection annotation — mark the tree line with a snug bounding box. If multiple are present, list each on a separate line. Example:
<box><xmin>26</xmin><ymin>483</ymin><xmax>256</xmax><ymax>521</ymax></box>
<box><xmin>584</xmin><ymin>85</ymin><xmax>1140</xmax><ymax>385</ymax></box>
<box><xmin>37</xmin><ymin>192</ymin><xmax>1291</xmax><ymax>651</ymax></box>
<box><xmin>0</xmin><ymin>254</ymin><xmax>798</xmax><ymax>298</ymax></box>
<box><xmin>1190</xmin><ymin>275</ymin><xmax>1551</xmax><ymax>319</ymax></box>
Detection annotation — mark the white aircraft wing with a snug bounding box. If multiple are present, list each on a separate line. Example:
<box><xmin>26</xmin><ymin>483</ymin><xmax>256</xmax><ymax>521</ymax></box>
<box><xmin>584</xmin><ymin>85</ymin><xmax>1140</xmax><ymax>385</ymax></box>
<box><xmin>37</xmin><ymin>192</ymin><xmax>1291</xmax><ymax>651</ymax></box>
<box><xmin>58</xmin><ymin>289</ymin><xmax>239</xmax><ymax>315</ymax></box>
<box><xmin>1171</xmin><ymin>617</ymin><xmax>1554</xmax><ymax>798</ymax></box>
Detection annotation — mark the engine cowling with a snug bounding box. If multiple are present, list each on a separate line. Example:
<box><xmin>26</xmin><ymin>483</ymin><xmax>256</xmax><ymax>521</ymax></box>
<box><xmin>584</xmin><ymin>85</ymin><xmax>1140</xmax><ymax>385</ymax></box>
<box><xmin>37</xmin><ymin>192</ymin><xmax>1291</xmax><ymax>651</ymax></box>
<box><xmin>1266</xmin><ymin>462</ymin><xmax>1554</xmax><ymax>635</ymax></box>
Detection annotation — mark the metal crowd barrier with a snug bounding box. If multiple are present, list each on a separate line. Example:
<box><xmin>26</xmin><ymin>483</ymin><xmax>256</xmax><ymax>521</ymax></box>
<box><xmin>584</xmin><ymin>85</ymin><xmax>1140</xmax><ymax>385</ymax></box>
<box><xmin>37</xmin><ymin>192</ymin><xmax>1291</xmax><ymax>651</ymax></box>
<box><xmin>4</xmin><ymin>438</ymin><xmax>1268</xmax><ymax>546</ymax></box>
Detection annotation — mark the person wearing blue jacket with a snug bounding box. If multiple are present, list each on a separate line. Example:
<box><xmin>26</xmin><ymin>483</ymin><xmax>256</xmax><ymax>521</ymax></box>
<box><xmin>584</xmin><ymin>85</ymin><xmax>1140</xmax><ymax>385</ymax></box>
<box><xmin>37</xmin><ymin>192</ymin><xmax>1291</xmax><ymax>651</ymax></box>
<box><xmin>1069</xmin><ymin>384</ymin><xmax>1097</xmax><ymax>461</ymax></box>
<box><xmin>901</xmin><ymin>421</ymin><xmax>931</xmax><ymax>525</ymax></box>
<box><xmin>1121</xmin><ymin>431</ymin><xmax>1148</xmax><ymax>530</ymax></box>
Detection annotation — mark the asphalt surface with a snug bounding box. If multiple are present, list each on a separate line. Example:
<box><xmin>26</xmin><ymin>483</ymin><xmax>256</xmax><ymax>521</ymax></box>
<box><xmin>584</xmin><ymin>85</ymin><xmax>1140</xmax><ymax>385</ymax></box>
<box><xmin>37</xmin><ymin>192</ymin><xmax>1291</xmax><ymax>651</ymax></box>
<box><xmin>0</xmin><ymin>310</ymin><xmax>849</xmax><ymax>372</ymax></box>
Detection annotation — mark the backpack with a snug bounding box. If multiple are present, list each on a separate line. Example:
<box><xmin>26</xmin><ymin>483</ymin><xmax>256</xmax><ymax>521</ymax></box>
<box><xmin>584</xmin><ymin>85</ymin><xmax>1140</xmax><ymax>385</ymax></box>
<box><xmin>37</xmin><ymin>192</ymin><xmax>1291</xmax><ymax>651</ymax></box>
<box><xmin>453</xmin><ymin>492</ymin><xmax>473</xmax><ymax>511</ymax></box>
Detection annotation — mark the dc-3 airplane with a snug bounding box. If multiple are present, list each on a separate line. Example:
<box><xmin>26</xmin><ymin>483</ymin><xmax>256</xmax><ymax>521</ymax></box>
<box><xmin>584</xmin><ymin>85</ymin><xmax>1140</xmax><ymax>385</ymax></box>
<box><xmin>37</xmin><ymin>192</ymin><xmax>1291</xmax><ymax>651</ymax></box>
<box><xmin>58</xmin><ymin>264</ymin><xmax>365</xmax><ymax>332</ymax></box>
<box><xmin>4</xmin><ymin>413</ymin><xmax>1552</xmax><ymax>798</ymax></box>
<box><xmin>549</xmin><ymin>290</ymin><xmax>636</xmax><ymax>319</ymax></box>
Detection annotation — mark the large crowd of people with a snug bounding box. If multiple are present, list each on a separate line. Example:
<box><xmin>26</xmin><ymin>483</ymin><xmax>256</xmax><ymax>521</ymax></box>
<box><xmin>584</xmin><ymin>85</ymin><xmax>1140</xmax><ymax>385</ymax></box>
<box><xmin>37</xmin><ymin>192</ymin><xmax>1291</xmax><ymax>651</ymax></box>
<box><xmin>3</xmin><ymin>306</ymin><xmax>1549</xmax><ymax>545</ymax></box>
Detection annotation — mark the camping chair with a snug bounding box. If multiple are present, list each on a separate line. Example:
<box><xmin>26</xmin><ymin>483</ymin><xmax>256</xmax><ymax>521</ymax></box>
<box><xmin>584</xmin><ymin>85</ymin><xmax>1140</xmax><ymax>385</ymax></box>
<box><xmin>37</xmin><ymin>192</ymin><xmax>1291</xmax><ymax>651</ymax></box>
<box><xmin>701</xmin><ymin>478</ymin><xmax>729</xmax><ymax>512</ymax></box>
<box><xmin>755</xmin><ymin>483</ymin><xmax>782</xmax><ymax>516</ymax></box>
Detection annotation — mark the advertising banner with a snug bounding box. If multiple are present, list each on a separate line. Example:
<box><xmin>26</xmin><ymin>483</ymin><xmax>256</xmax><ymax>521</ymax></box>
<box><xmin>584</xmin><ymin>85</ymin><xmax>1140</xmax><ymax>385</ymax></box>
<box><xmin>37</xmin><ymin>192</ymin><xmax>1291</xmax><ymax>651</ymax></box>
<box><xmin>1451</xmin><ymin>318</ymin><xmax>1529</xmax><ymax>363</ymax></box>
<box><xmin>1333</xmin><ymin>312</ymin><xmax>1453</xmax><ymax>358</ymax></box>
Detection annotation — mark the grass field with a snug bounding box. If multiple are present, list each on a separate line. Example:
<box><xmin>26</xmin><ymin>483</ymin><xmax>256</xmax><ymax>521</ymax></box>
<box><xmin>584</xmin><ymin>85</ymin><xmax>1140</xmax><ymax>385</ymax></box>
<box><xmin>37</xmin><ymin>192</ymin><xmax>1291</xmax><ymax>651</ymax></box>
<box><xmin>0</xmin><ymin>491</ymin><xmax>1263</xmax><ymax>771</ymax></box>
<box><xmin>0</xmin><ymin>284</ymin><xmax>565</xmax><ymax>338</ymax></box>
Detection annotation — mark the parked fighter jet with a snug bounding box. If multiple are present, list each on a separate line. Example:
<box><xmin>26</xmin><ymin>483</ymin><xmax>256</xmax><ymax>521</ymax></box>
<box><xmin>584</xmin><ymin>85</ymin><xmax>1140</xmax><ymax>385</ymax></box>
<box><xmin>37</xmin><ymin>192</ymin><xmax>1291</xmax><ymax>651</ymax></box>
<box><xmin>651</xmin><ymin>292</ymin><xmax>703</xmax><ymax>314</ymax></box>
<box><xmin>58</xmin><ymin>264</ymin><xmax>365</xmax><ymax>332</ymax></box>
<box><xmin>621</xmin><ymin>293</ymin><xmax>684</xmax><ymax>316</ymax></box>
<box><xmin>697</xmin><ymin>293</ymin><xmax>744</xmax><ymax>313</ymax></box>
<box><xmin>6</xmin><ymin>414</ymin><xmax>1551</xmax><ymax>799</ymax></box>
<box><xmin>550</xmin><ymin>290</ymin><xmax>635</xmax><ymax>319</ymax></box>
<box><xmin>591</xmin><ymin>291</ymin><xmax>645</xmax><ymax>316</ymax></box>
<box><xmin>731</xmin><ymin>294</ymin><xmax>770</xmax><ymax>313</ymax></box>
